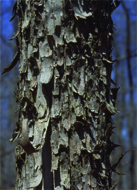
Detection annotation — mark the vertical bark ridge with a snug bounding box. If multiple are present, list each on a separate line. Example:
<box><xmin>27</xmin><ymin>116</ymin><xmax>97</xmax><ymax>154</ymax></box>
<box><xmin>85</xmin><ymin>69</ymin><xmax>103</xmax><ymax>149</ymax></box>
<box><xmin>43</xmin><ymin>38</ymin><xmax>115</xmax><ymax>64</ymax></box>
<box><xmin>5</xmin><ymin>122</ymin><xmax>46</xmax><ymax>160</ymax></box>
<box><xmin>12</xmin><ymin>0</ymin><xmax>120</xmax><ymax>189</ymax></box>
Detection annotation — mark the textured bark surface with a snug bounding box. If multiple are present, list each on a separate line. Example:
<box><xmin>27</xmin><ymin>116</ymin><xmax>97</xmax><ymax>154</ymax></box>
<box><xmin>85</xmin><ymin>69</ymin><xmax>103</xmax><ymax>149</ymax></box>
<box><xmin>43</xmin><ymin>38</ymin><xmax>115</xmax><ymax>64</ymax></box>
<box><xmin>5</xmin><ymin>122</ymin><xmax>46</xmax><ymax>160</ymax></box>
<box><xmin>10</xmin><ymin>0</ymin><xmax>120</xmax><ymax>189</ymax></box>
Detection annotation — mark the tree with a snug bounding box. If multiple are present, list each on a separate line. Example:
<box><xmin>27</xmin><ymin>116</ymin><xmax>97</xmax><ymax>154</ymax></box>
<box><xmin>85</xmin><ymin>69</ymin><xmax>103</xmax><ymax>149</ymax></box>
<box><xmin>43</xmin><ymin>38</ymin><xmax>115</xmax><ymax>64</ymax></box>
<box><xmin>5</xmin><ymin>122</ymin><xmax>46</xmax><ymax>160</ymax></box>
<box><xmin>3</xmin><ymin>0</ymin><xmax>120</xmax><ymax>189</ymax></box>
<box><xmin>0</xmin><ymin>0</ymin><xmax>17</xmax><ymax>187</ymax></box>
<box><xmin>111</xmin><ymin>1</ymin><xmax>137</xmax><ymax>189</ymax></box>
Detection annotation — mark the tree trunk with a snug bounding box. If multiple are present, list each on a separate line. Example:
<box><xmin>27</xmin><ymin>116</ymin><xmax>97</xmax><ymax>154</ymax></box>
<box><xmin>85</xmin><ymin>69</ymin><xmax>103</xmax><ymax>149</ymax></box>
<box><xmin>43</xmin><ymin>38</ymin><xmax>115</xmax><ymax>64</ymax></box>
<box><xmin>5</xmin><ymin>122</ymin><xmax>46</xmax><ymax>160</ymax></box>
<box><xmin>10</xmin><ymin>0</ymin><xmax>120</xmax><ymax>189</ymax></box>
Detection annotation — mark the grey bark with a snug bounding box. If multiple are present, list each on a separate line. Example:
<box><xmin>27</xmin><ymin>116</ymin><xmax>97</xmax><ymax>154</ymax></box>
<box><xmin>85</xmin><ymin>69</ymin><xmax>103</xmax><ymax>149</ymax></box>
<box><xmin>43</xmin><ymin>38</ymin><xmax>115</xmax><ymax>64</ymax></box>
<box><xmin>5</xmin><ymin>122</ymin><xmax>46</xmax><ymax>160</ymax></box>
<box><xmin>8</xmin><ymin>0</ymin><xmax>120</xmax><ymax>189</ymax></box>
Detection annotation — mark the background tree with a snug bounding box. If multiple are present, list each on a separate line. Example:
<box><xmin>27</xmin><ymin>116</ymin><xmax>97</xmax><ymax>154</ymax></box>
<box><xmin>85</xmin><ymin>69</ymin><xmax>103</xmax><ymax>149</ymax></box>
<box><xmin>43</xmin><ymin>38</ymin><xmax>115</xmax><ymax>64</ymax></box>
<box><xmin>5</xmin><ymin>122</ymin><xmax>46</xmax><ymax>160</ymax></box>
<box><xmin>111</xmin><ymin>1</ymin><xmax>137</xmax><ymax>189</ymax></box>
<box><xmin>0</xmin><ymin>0</ymin><xmax>17</xmax><ymax>187</ymax></box>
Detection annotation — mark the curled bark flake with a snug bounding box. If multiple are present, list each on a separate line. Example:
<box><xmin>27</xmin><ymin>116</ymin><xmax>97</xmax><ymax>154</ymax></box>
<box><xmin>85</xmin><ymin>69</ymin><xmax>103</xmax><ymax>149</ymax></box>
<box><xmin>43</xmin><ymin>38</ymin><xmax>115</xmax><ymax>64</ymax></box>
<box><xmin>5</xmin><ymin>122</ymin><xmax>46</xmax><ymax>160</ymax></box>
<box><xmin>106</xmin><ymin>102</ymin><xmax>118</xmax><ymax>115</ymax></box>
<box><xmin>2</xmin><ymin>51</ymin><xmax>19</xmax><ymax>75</ymax></box>
<box><xmin>102</xmin><ymin>57</ymin><xmax>113</xmax><ymax>64</ymax></box>
<box><xmin>19</xmin><ymin>115</ymin><xmax>50</xmax><ymax>154</ymax></box>
<box><xmin>104</xmin><ymin>123</ymin><xmax>115</xmax><ymax>139</ymax></box>
<box><xmin>34</xmin><ymin>0</ymin><xmax>43</xmax><ymax>7</ymax></box>
<box><xmin>40</xmin><ymin>59</ymin><xmax>53</xmax><ymax>84</ymax></box>
<box><xmin>10</xmin><ymin>122</ymin><xmax>20</xmax><ymax>142</ymax></box>
<box><xmin>35</xmin><ymin>82</ymin><xmax>49</xmax><ymax>118</ymax></box>
<box><xmin>29</xmin><ymin>77</ymin><xmax>38</xmax><ymax>91</ymax></box>
<box><xmin>10</xmin><ymin>12</ymin><xmax>16</xmax><ymax>22</ymax></box>
<box><xmin>26</xmin><ymin>167</ymin><xmax>42</xmax><ymax>188</ymax></box>
<box><xmin>111</xmin><ymin>1</ymin><xmax>120</xmax><ymax>12</ymax></box>
<box><xmin>32</xmin><ymin>117</ymin><xmax>50</xmax><ymax>149</ymax></box>
<box><xmin>111</xmin><ymin>150</ymin><xmax>132</xmax><ymax>173</ymax></box>
<box><xmin>9</xmin><ymin>2</ymin><xmax>17</xmax><ymax>21</ymax></box>
<box><xmin>19</xmin><ymin>118</ymin><xmax>35</xmax><ymax>154</ymax></box>
<box><xmin>73</xmin><ymin>4</ymin><xmax>92</xmax><ymax>20</ymax></box>
<box><xmin>110</xmin><ymin>181</ymin><xmax>118</xmax><ymax>190</ymax></box>
<box><xmin>8</xmin><ymin>20</ymin><xmax>21</xmax><ymax>40</ymax></box>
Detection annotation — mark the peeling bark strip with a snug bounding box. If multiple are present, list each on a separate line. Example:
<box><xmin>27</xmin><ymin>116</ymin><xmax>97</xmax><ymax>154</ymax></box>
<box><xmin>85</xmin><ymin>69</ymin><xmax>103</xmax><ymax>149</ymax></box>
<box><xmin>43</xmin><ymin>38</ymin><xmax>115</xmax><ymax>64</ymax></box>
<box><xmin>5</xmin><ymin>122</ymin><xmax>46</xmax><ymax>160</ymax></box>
<box><xmin>2</xmin><ymin>51</ymin><xmax>19</xmax><ymax>75</ymax></box>
<box><xmin>12</xmin><ymin>0</ymin><xmax>120</xmax><ymax>189</ymax></box>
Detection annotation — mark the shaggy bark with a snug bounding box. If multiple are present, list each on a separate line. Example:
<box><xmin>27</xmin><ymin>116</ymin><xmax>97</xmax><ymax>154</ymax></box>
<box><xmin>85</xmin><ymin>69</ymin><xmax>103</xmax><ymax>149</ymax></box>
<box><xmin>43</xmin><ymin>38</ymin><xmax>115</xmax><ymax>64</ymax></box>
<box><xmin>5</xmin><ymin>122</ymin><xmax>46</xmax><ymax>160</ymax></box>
<box><xmin>8</xmin><ymin>0</ymin><xmax>120</xmax><ymax>189</ymax></box>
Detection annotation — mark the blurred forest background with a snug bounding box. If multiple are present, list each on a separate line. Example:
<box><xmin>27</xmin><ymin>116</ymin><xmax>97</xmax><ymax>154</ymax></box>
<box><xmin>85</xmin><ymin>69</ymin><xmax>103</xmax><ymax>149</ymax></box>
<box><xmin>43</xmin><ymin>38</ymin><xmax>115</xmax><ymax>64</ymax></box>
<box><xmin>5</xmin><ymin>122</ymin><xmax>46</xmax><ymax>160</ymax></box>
<box><xmin>0</xmin><ymin>0</ymin><xmax>136</xmax><ymax>189</ymax></box>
